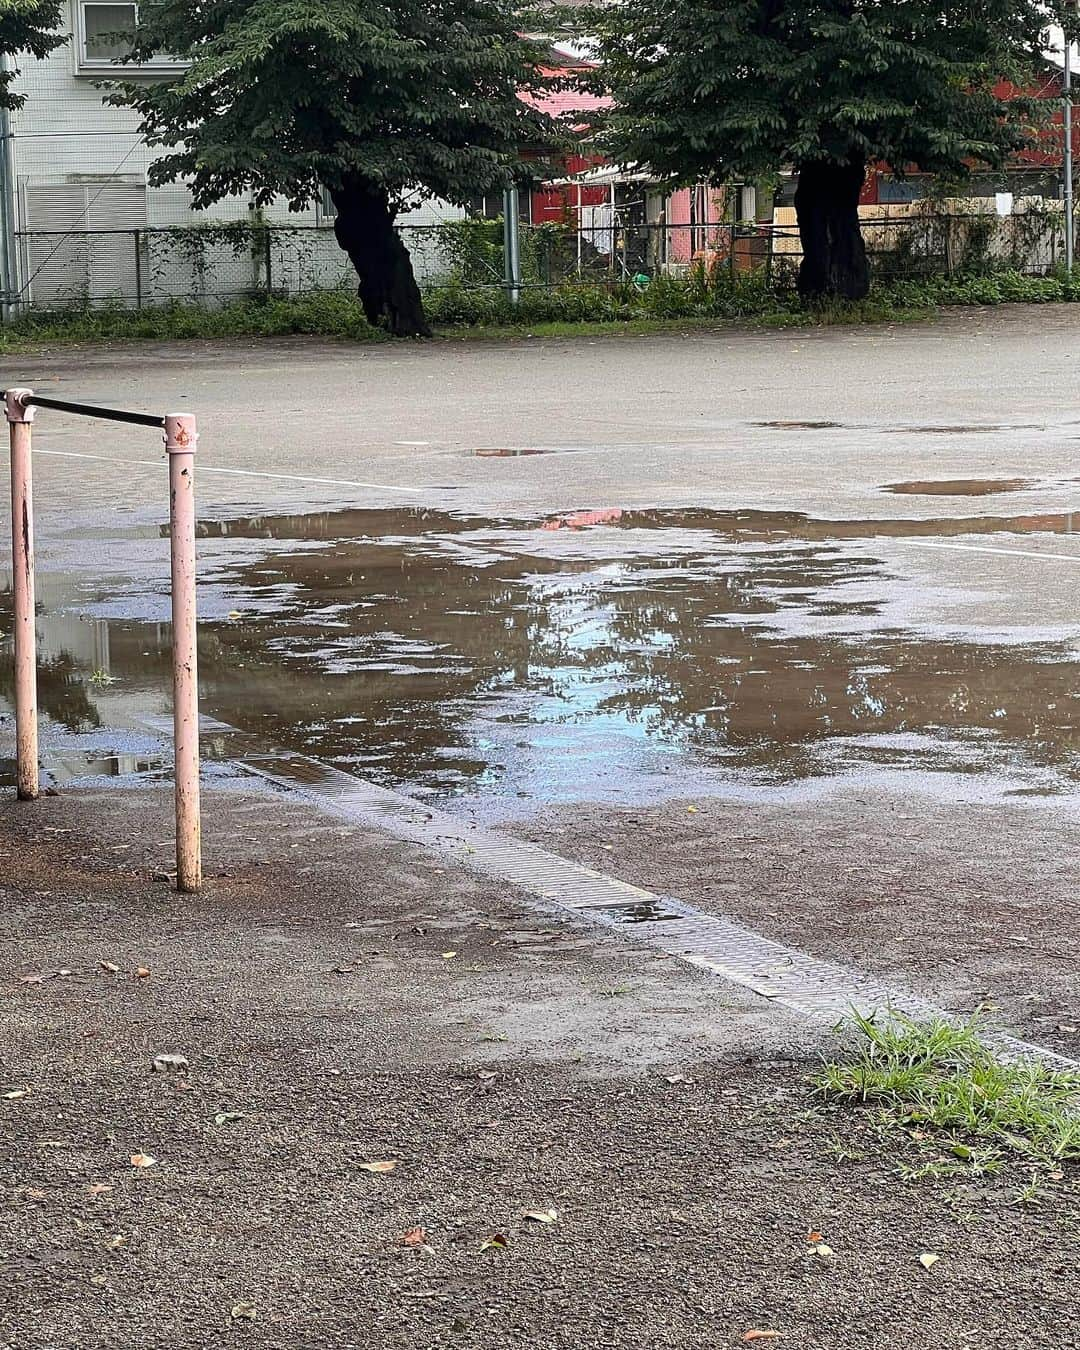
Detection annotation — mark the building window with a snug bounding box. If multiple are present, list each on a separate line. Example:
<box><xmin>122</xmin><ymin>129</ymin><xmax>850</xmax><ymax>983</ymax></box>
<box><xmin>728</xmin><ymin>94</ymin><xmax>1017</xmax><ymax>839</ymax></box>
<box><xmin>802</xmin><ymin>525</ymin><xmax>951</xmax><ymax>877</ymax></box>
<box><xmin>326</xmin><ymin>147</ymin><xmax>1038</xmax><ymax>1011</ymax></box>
<box><xmin>76</xmin><ymin>2</ymin><xmax>186</xmax><ymax>72</ymax></box>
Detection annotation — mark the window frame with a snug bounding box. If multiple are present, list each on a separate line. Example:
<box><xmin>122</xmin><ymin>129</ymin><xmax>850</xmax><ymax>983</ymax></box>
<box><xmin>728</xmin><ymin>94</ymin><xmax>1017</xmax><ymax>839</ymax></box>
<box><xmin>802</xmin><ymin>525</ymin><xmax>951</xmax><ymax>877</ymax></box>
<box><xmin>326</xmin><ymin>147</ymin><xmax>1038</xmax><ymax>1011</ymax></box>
<box><xmin>75</xmin><ymin>0</ymin><xmax>188</xmax><ymax>75</ymax></box>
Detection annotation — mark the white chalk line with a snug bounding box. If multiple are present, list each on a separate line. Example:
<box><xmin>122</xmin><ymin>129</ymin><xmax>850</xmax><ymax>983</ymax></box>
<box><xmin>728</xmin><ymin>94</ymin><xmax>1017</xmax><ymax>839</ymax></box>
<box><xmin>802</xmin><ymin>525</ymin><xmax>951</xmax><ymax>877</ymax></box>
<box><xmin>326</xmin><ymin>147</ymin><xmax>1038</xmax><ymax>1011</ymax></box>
<box><xmin>29</xmin><ymin>447</ymin><xmax>427</xmax><ymax>494</ymax></box>
<box><xmin>907</xmin><ymin>540</ymin><xmax>1080</xmax><ymax>564</ymax></box>
<box><xmin>23</xmin><ymin>451</ymin><xmax>1080</xmax><ymax>560</ymax></box>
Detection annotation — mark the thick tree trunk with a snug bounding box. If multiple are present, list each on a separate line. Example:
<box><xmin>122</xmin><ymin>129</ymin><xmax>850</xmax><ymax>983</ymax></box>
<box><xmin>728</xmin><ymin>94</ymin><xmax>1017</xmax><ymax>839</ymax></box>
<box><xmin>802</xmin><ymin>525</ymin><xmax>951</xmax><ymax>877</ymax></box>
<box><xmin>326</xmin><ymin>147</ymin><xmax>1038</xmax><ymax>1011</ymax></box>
<box><xmin>794</xmin><ymin>158</ymin><xmax>870</xmax><ymax>302</ymax></box>
<box><xmin>330</xmin><ymin>180</ymin><xmax>431</xmax><ymax>337</ymax></box>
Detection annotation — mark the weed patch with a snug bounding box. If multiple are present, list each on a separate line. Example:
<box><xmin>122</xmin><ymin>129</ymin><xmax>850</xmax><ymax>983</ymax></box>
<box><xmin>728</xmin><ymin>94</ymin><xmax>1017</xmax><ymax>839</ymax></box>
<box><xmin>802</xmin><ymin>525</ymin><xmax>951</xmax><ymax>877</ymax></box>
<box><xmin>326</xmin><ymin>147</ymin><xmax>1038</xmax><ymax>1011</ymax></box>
<box><xmin>815</xmin><ymin>1014</ymin><xmax>1080</xmax><ymax>1178</ymax></box>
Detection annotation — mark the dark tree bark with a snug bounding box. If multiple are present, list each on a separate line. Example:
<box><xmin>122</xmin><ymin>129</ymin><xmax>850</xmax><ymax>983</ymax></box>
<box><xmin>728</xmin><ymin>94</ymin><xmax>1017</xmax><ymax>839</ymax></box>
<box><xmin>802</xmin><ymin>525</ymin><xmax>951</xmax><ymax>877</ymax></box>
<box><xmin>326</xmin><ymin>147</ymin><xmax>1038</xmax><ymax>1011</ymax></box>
<box><xmin>794</xmin><ymin>157</ymin><xmax>870</xmax><ymax>302</ymax></box>
<box><xmin>330</xmin><ymin>180</ymin><xmax>431</xmax><ymax>337</ymax></box>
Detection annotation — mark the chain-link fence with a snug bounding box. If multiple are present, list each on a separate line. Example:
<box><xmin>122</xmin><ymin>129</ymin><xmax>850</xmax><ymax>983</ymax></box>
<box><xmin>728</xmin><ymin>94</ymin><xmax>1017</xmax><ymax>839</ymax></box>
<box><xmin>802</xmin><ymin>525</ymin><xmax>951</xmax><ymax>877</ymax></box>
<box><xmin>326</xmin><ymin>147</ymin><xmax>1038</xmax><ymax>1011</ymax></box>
<box><xmin>8</xmin><ymin>207</ymin><xmax>1073</xmax><ymax>313</ymax></box>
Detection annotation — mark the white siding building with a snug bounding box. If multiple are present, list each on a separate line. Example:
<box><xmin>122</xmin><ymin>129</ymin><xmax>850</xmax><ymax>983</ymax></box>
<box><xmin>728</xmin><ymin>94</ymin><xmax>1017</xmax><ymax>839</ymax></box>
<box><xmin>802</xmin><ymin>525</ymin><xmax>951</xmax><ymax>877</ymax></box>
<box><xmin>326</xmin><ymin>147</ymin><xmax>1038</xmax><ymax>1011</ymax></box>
<box><xmin>2</xmin><ymin>2</ymin><xmax>464</xmax><ymax>310</ymax></box>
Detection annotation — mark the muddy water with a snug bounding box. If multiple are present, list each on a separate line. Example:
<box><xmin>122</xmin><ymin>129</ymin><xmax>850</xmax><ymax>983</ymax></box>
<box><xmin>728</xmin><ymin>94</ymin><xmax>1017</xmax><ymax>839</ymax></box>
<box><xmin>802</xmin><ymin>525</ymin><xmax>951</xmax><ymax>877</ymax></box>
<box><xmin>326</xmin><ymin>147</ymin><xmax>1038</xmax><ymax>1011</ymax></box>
<box><xmin>882</xmin><ymin>479</ymin><xmax>1035</xmax><ymax>497</ymax></box>
<box><xmin>4</xmin><ymin>505</ymin><xmax>1080</xmax><ymax>806</ymax></box>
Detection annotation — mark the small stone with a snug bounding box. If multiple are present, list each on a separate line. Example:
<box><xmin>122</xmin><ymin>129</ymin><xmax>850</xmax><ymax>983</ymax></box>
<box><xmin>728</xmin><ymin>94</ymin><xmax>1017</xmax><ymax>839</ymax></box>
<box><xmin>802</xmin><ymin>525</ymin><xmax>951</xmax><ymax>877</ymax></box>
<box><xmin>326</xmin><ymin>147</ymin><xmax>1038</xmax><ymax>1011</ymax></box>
<box><xmin>151</xmin><ymin>1054</ymin><xmax>189</xmax><ymax>1074</ymax></box>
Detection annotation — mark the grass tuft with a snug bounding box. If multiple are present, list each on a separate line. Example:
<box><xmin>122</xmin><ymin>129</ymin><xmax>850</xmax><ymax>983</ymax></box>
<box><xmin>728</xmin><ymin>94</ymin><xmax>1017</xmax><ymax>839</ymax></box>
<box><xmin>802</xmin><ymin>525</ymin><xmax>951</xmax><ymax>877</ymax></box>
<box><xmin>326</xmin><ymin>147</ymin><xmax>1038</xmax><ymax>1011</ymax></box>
<box><xmin>815</xmin><ymin>1012</ymin><xmax>1080</xmax><ymax>1167</ymax></box>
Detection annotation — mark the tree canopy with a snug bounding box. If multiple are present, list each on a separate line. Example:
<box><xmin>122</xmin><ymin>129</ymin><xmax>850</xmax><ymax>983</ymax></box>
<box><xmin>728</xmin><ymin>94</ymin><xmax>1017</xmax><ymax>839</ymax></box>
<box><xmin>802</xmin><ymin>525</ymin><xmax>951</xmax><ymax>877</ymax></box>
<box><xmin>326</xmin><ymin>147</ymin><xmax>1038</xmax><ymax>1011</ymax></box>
<box><xmin>1</xmin><ymin>1</ymin><xmax>65</xmax><ymax>110</ymax></box>
<box><xmin>584</xmin><ymin>0</ymin><xmax>1057</xmax><ymax>297</ymax></box>
<box><xmin>112</xmin><ymin>0</ymin><xmax>556</xmax><ymax>333</ymax></box>
<box><xmin>115</xmin><ymin>0</ymin><xmax>553</xmax><ymax>212</ymax></box>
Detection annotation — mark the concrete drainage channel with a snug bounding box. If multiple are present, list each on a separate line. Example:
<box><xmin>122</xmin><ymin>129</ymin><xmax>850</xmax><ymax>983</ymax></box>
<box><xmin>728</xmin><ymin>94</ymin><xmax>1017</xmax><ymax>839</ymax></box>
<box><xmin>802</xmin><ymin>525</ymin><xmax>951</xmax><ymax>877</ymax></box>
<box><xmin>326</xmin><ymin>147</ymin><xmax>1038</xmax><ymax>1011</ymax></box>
<box><xmin>222</xmin><ymin>743</ymin><xmax>1076</xmax><ymax>1068</ymax></box>
<box><xmin>36</xmin><ymin>717</ymin><xmax>1075</xmax><ymax>1067</ymax></box>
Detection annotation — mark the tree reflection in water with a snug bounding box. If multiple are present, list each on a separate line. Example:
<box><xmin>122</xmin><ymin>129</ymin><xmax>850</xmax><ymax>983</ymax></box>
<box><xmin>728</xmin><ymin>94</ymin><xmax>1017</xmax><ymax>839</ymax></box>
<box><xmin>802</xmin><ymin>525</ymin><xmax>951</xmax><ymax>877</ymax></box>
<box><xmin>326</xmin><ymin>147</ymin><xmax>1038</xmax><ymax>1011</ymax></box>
<box><xmin>5</xmin><ymin>506</ymin><xmax>1080</xmax><ymax>800</ymax></box>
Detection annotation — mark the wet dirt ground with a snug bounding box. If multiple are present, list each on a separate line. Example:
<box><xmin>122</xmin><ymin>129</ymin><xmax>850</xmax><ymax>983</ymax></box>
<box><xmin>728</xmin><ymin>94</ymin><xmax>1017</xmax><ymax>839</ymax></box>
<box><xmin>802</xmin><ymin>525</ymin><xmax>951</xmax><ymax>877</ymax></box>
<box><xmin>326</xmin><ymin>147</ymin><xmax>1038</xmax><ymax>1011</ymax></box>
<box><xmin>4</xmin><ymin>308</ymin><xmax>1080</xmax><ymax>1010</ymax></box>
<box><xmin>3</xmin><ymin>786</ymin><xmax>1080</xmax><ymax>1350</ymax></box>
<box><xmin>4</xmin><ymin>310</ymin><xmax>1080</xmax><ymax>1342</ymax></box>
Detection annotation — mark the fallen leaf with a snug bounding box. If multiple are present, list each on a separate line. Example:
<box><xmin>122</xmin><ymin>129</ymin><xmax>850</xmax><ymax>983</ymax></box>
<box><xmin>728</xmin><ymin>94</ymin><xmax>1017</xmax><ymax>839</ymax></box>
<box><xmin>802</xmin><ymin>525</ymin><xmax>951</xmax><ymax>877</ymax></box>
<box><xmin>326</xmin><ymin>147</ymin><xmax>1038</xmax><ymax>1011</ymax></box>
<box><xmin>89</xmin><ymin>1183</ymin><xmax>113</xmax><ymax>1196</ymax></box>
<box><xmin>480</xmin><ymin>1233</ymin><xmax>508</xmax><ymax>1252</ymax></box>
<box><xmin>743</xmin><ymin>1333</ymin><xmax>783</xmax><ymax>1344</ymax></box>
<box><xmin>89</xmin><ymin>1274</ymin><xmax>108</xmax><ymax>1287</ymax></box>
<box><xmin>1049</xmin><ymin>1170</ymin><xmax>1065</xmax><ymax>1181</ymax></box>
<box><xmin>214</xmin><ymin>1112</ymin><xmax>245</xmax><ymax>1126</ymax></box>
<box><xmin>806</xmin><ymin>1230</ymin><xmax>824</xmax><ymax>1244</ymax></box>
<box><xmin>18</xmin><ymin>973</ymin><xmax>45</xmax><ymax>985</ymax></box>
<box><xmin>230</xmin><ymin>1302</ymin><xmax>256</xmax><ymax>1320</ymax></box>
<box><xmin>4</xmin><ymin>1089</ymin><xmax>29</xmax><ymax>1101</ymax></box>
<box><xmin>99</xmin><ymin>961</ymin><xmax>120</xmax><ymax>974</ymax></box>
<box><xmin>687</xmin><ymin>805</ymin><xmax>699</xmax><ymax>814</ymax></box>
<box><xmin>359</xmin><ymin>1160</ymin><xmax>397</xmax><ymax>1174</ymax></box>
<box><xmin>441</xmin><ymin>951</ymin><xmax>457</xmax><ymax>960</ymax></box>
<box><xmin>1057</xmin><ymin>1024</ymin><xmax>1078</xmax><ymax>1033</ymax></box>
<box><xmin>814</xmin><ymin>1243</ymin><xmax>834</xmax><ymax>1258</ymax></box>
<box><xmin>403</xmin><ymin>1226</ymin><xmax>427</xmax><ymax>1246</ymax></box>
<box><xmin>134</xmin><ymin>967</ymin><xmax>151</xmax><ymax>979</ymax></box>
<box><xmin>523</xmin><ymin>1209</ymin><xmax>558</xmax><ymax>1224</ymax></box>
<box><xmin>23</xmin><ymin>1187</ymin><xmax>47</xmax><ymax>1200</ymax></box>
<box><xmin>918</xmin><ymin>1252</ymin><xmax>941</xmax><ymax>1270</ymax></box>
<box><xmin>105</xmin><ymin>1235</ymin><xmax>127</xmax><ymax>1251</ymax></box>
<box><xmin>664</xmin><ymin>1073</ymin><xmax>689</xmax><ymax>1085</ymax></box>
<box><xmin>130</xmin><ymin>1153</ymin><xmax>157</xmax><ymax>1168</ymax></box>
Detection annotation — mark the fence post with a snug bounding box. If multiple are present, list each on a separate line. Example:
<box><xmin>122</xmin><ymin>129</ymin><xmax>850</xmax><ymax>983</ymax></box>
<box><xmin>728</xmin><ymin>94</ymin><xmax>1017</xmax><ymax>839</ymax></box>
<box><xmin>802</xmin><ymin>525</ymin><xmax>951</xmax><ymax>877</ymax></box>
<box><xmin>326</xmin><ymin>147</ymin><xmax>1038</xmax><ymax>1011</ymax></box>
<box><xmin>134</xmin><ymin>230</ymin><xmax>143</xmax><ymax>310</ymax></box>
<box><xmin>502</xmin><ymin>187</ymin><xmax>521</xmax><ymax>305</ymax></box>
<box><xmin>264</xmin><ymin>228</ymin><xmax>273</xmax><ymax>295</ymax></box>
<box><xmin>5</xmin><ymin>388</ymin><xmax>38</xmax><ymax>800</ymax></box>
<box><xmin>164</xmin><ymin>413</ymin><xmax>201</xmax><ymax>892</ymax></box>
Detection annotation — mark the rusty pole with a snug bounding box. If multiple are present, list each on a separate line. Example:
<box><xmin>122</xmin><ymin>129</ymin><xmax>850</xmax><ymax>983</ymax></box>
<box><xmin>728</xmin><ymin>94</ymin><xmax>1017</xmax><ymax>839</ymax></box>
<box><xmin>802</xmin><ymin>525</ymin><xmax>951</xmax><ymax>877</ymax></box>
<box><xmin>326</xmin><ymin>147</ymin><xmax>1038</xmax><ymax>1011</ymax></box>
<box><xmin>165</xmin><ymin>413</ymin><xmax>201</xmax><ymax>892</ymax></box>
<box><xmin>6</xmin><ymin>388</ymin><xmax>38</xmax><ymax>800</ymax></box>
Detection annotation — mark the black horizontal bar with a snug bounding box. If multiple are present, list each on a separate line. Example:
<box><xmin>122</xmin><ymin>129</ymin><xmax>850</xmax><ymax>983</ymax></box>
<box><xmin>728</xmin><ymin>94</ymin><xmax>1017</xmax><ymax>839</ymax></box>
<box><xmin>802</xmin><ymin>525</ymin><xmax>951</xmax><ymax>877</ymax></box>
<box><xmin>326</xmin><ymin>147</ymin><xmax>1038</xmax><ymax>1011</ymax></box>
<box><xmin>7</xmin><ymin>392</ymin><xmax>165</xmax><ymax>429</ymax></box>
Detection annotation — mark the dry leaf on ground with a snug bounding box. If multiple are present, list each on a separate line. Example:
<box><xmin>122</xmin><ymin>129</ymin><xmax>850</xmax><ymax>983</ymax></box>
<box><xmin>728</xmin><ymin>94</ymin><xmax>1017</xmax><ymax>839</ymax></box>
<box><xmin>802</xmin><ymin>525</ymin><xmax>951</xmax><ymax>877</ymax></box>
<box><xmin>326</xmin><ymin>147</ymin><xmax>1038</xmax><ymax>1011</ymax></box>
<box><xmin>134</xmin><ymin>967</ymin><xmax>151</xmax><ymax>979</ymax></box>
<box><xmin>480</xmin><ymin>1233</ymin><xmax>508</xmax><ymax>1252</ymax></box>
<box><xmin>130</xmin><ymin>1153</ymin><xmax>157</xmax><ymax>1168</ymax></box>
<box><xmin>814</xmin><ymin>1243</ymin><xmax>835</xmax><ymax>1257</ymax></box>
<box><xmin>4</xmin><ymin>1089</ymin><xmax>29</xmax><ymax>1101</ymax></box>
<box><xmin>230</xmin><ymin>1302</ymin><xmax>256</xmax><ymax>1320</ymax></box>
<box><xmin>523</xmin><ymin>1209</ymin><xmax>558</xmax><ymax>1224</ymax></box>
<box><xmin>403</xmin><ymin>1226</ymin><xmax>427</xmax><ymax>1246</ymax></box>
<box><xmin>99</xmin><ymin>961</ymin><xmax>121</xmax><ymax>973</ymax></box>
<box><xmin>919</xmin><ymin>1252</ymin><xmax>941</xmax><ymax>1270</ymax></box>
<box><xmin>359</xmin><ymin>1160</ymin><xmax>397</xmax><ymax>1174</ymax></box>
<box><xmin>89</xmin><ymin>1183</ymin><xmax>113</xmax><ymax>1196</ymax></box>
<box><xmin>743</xmin><ymin>1333</ymin><xmax>783</xmax><ymax>1344</ymax></box>
<box><xmin>806</xmin><ymin>1230</ymin><xmax>824</xmax><ymax>1243</ymax></box>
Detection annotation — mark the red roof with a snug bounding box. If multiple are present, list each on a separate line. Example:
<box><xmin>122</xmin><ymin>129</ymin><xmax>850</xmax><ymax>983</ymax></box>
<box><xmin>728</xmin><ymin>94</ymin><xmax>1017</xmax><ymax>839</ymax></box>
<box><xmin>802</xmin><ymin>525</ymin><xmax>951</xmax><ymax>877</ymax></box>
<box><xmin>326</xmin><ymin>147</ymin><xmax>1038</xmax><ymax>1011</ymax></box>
<box><xmin>520</xmin><ymin>62</ymin><xmax>612</xmax><ymax>123</ymax></box>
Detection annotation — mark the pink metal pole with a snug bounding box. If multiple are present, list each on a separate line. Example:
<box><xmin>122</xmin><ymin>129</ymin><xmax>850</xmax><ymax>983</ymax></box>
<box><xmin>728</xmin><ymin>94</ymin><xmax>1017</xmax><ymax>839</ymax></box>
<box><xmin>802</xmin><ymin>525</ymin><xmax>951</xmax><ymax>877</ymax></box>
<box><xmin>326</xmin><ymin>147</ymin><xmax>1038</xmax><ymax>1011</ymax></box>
<box><xmin>165</xmin><ymin>413</ymin><xmax>201</xmax><ymax>892</ymax></box>
<box><xmin>6</xmin><ymin>389</ymin><xmax>38</xmax><ymax>801</ymax></box>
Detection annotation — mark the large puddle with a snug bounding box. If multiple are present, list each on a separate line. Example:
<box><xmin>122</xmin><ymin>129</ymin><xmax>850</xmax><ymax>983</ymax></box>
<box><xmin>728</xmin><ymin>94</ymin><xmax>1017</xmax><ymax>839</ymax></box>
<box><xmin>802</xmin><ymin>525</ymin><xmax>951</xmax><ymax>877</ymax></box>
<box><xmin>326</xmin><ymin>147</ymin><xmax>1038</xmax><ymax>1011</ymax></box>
<box><xmin>4</xmin><ymin>505</ymin><xmax>1080</xmax><ymax>808</ymax></box>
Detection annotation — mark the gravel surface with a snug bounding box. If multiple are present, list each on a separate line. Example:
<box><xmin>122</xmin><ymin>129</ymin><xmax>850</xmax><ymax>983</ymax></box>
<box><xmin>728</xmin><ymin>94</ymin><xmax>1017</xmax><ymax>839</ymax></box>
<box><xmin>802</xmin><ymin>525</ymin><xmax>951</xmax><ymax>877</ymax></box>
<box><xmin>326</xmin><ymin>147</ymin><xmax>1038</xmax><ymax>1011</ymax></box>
<box><xmin>3</xmin><ymin>782</ymin><xmax>1079</xmax><ymax>1348</ymax></box>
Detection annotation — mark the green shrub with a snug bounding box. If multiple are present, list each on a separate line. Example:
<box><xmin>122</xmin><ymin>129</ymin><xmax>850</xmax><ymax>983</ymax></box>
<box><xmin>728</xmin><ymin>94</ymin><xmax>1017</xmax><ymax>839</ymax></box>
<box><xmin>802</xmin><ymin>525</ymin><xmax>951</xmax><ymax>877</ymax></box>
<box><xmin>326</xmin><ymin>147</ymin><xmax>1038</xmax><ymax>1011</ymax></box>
<box><xmin>1</xmin><ymin>265</ymin><xmax>1078</xmax><ymax>353</ymax></box>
